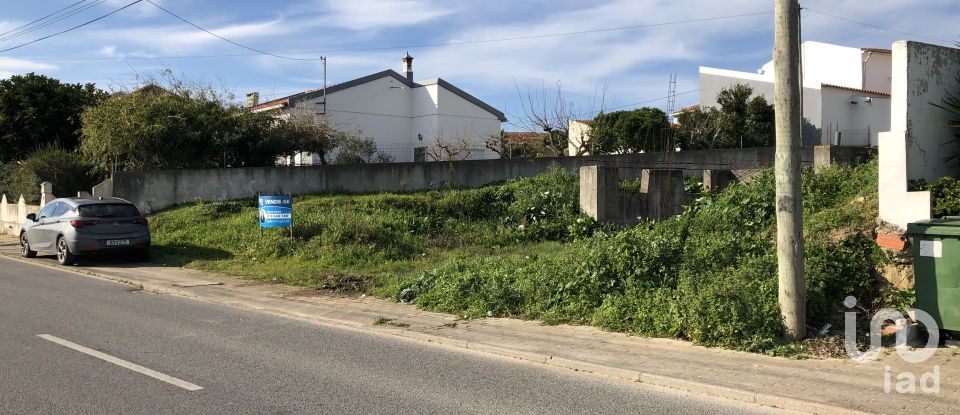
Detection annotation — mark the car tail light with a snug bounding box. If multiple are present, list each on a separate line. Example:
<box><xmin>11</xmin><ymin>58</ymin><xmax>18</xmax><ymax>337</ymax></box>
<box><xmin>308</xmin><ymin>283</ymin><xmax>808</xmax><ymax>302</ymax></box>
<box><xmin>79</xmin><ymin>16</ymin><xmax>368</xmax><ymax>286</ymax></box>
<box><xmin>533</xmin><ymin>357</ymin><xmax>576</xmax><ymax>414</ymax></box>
<box><xmin>70</xmin><ymin>219</ymin><xmax>100</xmax><ymax>228</ymax></box>
<box><xmin>131</xmin><ymin>218</ymin><xmax>148</xmax><ymax>226</ymax></box>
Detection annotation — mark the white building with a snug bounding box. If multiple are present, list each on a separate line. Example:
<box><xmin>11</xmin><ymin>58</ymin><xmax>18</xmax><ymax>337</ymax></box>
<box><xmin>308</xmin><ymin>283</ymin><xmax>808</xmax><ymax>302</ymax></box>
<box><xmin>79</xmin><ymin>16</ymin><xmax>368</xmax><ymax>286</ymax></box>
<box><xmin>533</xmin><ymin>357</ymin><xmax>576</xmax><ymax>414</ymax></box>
<box><xmin>250</xmin><ymin>53</ymin><xmax>506</xmax><ymax>164</ymax></box>
<box><xmin>699</xmin><ymin>41</ymin><xmax>891</xmax><ymax>147</ymax></box>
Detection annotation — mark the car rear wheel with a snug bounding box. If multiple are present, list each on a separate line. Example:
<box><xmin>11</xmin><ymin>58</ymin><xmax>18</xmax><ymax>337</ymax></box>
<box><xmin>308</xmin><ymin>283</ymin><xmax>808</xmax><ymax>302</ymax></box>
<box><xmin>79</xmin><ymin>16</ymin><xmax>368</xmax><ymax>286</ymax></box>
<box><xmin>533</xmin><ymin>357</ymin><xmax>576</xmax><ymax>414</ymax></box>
<box><xmin>56</xmin><ymin>237</ymin><xmax>76</xmax><ymax>266</ymax></box>
<box><xmin>20</xmin><ymin>233</ymin><xmax>36</xmax><ymax>258</ymax></box>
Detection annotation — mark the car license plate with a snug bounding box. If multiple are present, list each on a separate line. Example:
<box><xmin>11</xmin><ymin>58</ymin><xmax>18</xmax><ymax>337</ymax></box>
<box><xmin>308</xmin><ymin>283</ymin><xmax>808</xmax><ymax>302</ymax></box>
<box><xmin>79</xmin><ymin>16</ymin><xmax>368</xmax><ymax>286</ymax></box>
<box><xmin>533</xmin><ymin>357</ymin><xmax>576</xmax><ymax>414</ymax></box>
<box><xmin>106</xmin><ymin>239</ymin><xmax>131</xmax><ymax>246</ymax></box>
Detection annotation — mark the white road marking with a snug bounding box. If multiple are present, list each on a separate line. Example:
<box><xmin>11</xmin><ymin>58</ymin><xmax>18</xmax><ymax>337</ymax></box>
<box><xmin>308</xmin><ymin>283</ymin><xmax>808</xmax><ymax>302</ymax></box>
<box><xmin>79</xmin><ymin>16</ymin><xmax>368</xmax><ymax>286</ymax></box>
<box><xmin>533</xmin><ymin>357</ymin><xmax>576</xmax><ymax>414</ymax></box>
<box><xmin>37</xmin><ymin>334</ymin><xmax>203</xmax><ymax>391</ymax></box>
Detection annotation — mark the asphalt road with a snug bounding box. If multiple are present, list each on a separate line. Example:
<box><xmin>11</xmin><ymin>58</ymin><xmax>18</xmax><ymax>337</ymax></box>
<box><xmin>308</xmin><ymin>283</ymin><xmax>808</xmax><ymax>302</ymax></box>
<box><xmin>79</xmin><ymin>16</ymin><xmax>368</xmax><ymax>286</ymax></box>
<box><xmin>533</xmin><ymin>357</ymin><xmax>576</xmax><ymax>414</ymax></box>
<box><xmin>0</xmin><ymin>255</ymin><xmax>786</xmax><ymax>414</ymax></box>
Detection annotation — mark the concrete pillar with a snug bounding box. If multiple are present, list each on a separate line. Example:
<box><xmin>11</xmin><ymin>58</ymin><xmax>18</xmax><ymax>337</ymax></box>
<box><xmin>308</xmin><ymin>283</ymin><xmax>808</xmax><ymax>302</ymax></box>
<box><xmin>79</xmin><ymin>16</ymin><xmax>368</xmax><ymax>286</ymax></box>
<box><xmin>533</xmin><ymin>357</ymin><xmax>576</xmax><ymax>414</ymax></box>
<box><xmin>813</xmin><ymin>145</ymin><xmax>831</xmax><ymax>173</ymax></box>
<box><xmin>16</xmin><ymin>195</ymin><xmax>26</xmax><ymax>234</ymax></box>
<box><xmin>579</xmin><ymin>165</ymin><xmax>618</xmax><ymax>223</ymax></box>
<box><xmin>645</xmin><ymin>169</ymin><xmax>686</xmax><ymax>221</ymax></box>
<box><xmin>703</xmin><ymin>169</ymin><xmax>738</xmax><ymax>192</ymax></box>
<box><xmin>0</xmin><ymin>194</ymin><xmax>6</xmax><ymax>225</ymax></box>
<box><xmin>39</xmin><ymin>182</ymin><xmax>54</xmax><ymax>207</ymax></box>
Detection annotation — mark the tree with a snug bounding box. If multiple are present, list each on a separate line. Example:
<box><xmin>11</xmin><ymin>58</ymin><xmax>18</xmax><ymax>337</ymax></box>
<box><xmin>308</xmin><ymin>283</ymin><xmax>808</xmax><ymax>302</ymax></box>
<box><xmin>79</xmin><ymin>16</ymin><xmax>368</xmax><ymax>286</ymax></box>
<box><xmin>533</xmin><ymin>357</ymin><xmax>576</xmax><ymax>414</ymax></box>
<box><xmin>715</xmin><ymin>83</ymin><xmax>753</xmax><ymax>148</ymax></box>
<box><xmin>675</xmin><ymin>106</ymin><xmax>722</xmax><ymax>150</ymax></box>
<box><xmin>80</xmin><ymin>83</ymin><xmax>282</xmax><ymax>174</ymax></box>
<box><xmin>514</xmin><ymin>80</ymin><xmax>608</xmax><ymax>156</ymax></box>
<box><xmin>272</xmin><ymin>108</ymin><xmax>341</xmax><ymax>165</ymax></box>
<box><xmin>589</xmin><ymin>107</ymin><xmax>671</xmax><ymax>154</ymax></box>
<box><xmin>675</xmin><ymin>84</ymin><xmax>776</xmax><ymax>150</ymax></box>
<box><xmin>81</xmin><ymin>86</ymin><xmax>220</xmax><ymax>173</ymax></box>
<box><xmin>333</xmin><ymin>134</ymin><xmax>393</xmax><ymax>164</ymax></box>
<box><xmin>0</xmin><ymin>73</ymin><xmax>107</xmax><ymax>162</ymax></box>
<box><xmin>218</xmin><ymin>110</ymin><xmax>287</xmax><ymax>168</ymax></box>
<box><xmin>0</xmin><ymin>163</ymin><xmax>38</xmax><ymax>203</ymax></box>
<box><xmin>744</xmin><ymin>95</ymin><xmax>776</xmax><ymax>147</ymax></box>
<box><xmin>485</xmin><ymin>130</ymin><xmax>555</xmax><ymax>159</ymax></box>
<box><xmin>424</xmin><ymin>128</ymin><xmax>475</xmax><ymax>161</ymax></box>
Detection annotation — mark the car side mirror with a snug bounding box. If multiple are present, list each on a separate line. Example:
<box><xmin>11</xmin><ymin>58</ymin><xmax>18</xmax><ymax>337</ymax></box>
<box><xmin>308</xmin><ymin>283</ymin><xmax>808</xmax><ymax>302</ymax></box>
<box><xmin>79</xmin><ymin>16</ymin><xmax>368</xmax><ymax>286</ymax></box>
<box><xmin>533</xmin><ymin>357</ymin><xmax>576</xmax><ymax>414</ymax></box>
<box><xmin>26</xmin><ymin>213</ymin><xmax>36</xmax><ymax>222</ymax></box>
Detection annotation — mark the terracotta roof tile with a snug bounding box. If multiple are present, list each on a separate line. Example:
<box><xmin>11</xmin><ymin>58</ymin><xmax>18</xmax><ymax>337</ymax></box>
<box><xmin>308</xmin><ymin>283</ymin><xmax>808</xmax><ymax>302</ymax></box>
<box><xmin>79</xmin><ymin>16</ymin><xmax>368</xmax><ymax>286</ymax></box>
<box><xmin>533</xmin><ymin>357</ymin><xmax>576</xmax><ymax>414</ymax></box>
<box><xmin>251</xmin><ymin>96</ymin><xmax>291</xmax><ymax>111</ymax></box>
<box><xmin>821</xmin><ymin>83</ymin><xmax>890</xmax><ymax>97</ymax></box>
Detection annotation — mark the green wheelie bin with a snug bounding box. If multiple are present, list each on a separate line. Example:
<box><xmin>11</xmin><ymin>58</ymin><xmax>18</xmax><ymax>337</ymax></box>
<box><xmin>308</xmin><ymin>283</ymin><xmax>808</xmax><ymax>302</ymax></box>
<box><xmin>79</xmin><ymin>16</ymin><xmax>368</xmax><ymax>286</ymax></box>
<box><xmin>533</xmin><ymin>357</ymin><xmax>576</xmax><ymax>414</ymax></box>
<box><xmin>907</xmin><ymin>217</ymin><xmax>960</xmax><ymax>332</ymax></box>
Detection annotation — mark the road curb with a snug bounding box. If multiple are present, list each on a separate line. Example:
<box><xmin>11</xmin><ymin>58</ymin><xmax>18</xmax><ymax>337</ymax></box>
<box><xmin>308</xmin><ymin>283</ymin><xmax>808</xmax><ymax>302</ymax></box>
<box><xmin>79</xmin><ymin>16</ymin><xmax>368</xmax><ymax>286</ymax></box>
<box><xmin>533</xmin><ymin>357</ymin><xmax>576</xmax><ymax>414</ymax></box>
<box><xmin>0</xmin><ymin>252</ymin><xmax>877</xmax><ymax>414</ymax></box>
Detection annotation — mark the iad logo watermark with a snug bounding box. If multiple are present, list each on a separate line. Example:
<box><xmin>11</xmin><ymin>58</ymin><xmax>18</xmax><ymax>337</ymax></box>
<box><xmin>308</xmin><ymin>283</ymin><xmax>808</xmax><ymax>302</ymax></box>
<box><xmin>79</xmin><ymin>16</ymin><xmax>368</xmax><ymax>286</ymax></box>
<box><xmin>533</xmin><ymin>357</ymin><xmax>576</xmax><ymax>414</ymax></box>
<box><xmin>843</xmin><ymin>296</ymin><xmax>940</xmax><ymax>394</ymax></box>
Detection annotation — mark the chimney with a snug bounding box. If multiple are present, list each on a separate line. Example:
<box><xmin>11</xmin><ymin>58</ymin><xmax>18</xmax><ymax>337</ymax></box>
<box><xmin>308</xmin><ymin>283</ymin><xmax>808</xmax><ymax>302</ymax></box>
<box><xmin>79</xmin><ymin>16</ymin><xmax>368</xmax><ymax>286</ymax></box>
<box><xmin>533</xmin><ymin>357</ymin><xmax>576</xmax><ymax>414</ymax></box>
<box><xmin>402</xmin><ymin>51</ymin><xmax>414</xmax><ymax>82</ymax></box>
<box><xmin>246</xmin><ymin>92</ymin><xmax>260</xmax><ymax>108</ymax></box>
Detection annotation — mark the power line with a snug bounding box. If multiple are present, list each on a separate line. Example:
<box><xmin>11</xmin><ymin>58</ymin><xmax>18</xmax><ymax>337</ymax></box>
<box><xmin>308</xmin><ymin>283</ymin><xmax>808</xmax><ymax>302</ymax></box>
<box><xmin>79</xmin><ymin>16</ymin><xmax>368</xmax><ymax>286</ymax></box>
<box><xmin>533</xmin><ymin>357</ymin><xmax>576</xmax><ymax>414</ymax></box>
<box><xmin>0</xmin><ymin>0</ymin><xmax>89</xmax><ymax>38</ymax></box>
<box><xmin>9</xmin><ymin>10</ymin><xmax>773</xmax><ymax>62</ymax></box>
<box><xmin>0</xmin><ymin>0</ymin><xmax>108</xmax><ymax>44</ymax></box>
<box><xmin>578</xmin><ymin>89</ymin><xmax>698</xmax><ymax>118</ymax></box>
<box><xmin>0</xmin><ymin>0</ymin><xmax>142</xmax><ymax>54</ymax></box>
<box><xmin>144</xmin><ymin>0</ymin><xmax>324</xmax><ymax>61</ymax></box>
<box><xmin>0</xmin><ymin>1</ymin><xmax>106</xmax><ymax>44</ymax></box>
<box><xmin>804</xmin><ymin>8</ymin><xmax>955</xmax><ymax>44</ymax></box>
<box><xmin>294</xmin><ymin>11</ymin><xmax>773</xmax><ymax>55</ymax></box>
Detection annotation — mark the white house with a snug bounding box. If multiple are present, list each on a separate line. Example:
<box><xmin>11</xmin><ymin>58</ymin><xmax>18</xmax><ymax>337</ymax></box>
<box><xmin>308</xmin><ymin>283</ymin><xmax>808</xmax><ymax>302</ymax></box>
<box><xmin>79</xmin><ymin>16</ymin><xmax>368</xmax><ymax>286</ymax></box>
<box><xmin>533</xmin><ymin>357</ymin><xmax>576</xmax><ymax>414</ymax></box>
<box><xmin>249</xmin><ymin>53</ymin><xmax>506</xmax><ymax>164</ymax></box>
<box><xmin>699</xmin><ymin>41</ymin><xmax>891</xmax><ymax>147</ymax></box>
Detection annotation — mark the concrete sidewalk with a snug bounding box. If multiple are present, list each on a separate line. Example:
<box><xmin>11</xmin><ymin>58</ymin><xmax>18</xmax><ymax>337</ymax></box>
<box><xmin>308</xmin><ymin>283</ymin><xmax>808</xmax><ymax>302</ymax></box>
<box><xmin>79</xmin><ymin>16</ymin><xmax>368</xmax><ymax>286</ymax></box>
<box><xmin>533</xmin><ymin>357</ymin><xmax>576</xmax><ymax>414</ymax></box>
<box><xmin>1</xmin><ymin>235</ymin><xmax>955</xmax><ymax>414</ymax></box>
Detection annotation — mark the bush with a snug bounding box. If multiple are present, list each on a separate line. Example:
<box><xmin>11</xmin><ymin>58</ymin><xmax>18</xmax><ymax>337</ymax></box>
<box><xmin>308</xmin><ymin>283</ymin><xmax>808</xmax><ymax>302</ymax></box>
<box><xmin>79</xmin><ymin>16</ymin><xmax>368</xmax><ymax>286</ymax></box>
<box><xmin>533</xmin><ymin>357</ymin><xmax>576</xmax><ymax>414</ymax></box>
<box><xmin>24</xmin><ymin>144</ymin><xmax>100</xmax><ymax>199</ymax></box>
<box><xmin>396</xmin><ymin>160</ymin><xmax>887</xmax><ymax>352</ymax></box>
<box><xmin>0</xmin><ymin>145</ymin><xmax>99</xmax><ymax>203</ymax></box>
<box><xmin>928</xmin><ymin>176</ymin><xmax>960</xmax><ymax>217</ymax></box>
<box><xmin>501</xmin><ymin>165</ymin><xmax>587</xmax><ymax>241</ymax></box>
<box><xmin>0</xmin><ymin>163</ymin><xmax>37</xmax><ymax>202</ymax></box>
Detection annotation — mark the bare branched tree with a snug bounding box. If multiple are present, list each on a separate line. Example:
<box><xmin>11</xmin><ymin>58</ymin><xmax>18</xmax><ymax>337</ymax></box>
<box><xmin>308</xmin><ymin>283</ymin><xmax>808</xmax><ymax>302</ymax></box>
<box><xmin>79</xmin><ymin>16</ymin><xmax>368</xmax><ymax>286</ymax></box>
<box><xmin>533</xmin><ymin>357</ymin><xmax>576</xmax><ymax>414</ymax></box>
<box><xmin>483</xmin><ymin>130</ymin><xmax>511</xmax><ymax>159</ymax></box>
<box><xmin>513</xmin><ymin>80</ymin><xmax>608</xmax><ymax>156</ymax></box>
<box><xmin>425</xmin><ymin>128</ymin><xmax>475</xmax><ymax>161</ymax></box>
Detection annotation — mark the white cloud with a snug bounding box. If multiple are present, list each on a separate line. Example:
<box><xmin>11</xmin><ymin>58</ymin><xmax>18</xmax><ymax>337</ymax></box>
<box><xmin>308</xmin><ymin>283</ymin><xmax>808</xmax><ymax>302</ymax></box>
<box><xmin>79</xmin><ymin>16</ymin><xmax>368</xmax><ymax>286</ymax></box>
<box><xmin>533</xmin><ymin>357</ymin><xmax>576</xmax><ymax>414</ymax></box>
<box><xmin>83</xmin><ymin>17</ymin><xmax>297</xmax><ymax>55</ymax></box>
<box><xmin>0</xmin><ymin>57</ymin><xmax>58</xmax><ymax>78</ymax></box>
<box><xmin>316</xmin><ymin>0</ymin><xmax>455</xmax><ymax>30</ymax></box>
<box><xmin>314</xmin><ymin>0</ymin><xmax>769</xmax><ymax>94</ymax></box>
<box><xmin>98</xmin><ymin>45</ymin><xmax>118</xmax><ymax>57</ymax></box>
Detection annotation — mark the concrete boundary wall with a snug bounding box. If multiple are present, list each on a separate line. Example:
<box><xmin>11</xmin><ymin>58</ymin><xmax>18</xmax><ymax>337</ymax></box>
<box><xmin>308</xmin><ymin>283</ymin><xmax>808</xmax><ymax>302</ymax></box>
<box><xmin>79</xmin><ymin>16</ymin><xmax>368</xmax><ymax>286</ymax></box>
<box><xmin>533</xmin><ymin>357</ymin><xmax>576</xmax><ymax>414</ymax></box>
<box><xmin>101</xmin><ymin>146</ymin><xmax>873</xmax><ymax>213</ymax></box>
<box><xmin>0</xmin><ymin>194</ymin><xmax>40</xmax><ymax>235</ymax></box>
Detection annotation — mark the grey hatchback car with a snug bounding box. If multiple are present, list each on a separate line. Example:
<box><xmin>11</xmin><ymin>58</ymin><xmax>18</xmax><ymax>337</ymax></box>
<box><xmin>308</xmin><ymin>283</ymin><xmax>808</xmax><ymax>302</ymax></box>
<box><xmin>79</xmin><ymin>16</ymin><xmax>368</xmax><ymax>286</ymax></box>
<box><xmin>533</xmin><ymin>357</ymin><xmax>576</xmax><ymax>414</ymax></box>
<box><xmin>19</xmin><ymin>197</ymin><xmax>151</xmax><ymax>265</ymax></box>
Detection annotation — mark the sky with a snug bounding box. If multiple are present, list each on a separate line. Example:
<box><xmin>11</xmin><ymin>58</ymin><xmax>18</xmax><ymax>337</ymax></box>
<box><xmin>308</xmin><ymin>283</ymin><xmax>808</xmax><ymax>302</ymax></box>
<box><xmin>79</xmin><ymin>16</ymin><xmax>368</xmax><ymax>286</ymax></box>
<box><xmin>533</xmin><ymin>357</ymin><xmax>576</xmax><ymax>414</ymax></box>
<box><xmin>0</xmin><ymin>0</ymin><xmax>958</xmax><ymax>130</ymax></box>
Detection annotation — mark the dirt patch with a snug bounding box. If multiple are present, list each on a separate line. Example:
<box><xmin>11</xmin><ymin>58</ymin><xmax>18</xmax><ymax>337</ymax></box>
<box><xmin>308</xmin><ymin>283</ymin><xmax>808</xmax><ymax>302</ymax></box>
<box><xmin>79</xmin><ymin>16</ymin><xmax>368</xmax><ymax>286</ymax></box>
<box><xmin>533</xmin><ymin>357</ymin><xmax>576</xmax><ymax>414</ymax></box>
<box><xmin>280</xmin><ymin>274</ymin><xmax>371</xmax><ymax>297</ymax></box>
<box><xmin>319</xmin><ymin>274</ymin><xmax>371</xmax><ymax>292</ymax></box>
<box><xmin>801</xmin><ymin>335</ymin><xmax>848</xmax><ymax>359</ymax></box>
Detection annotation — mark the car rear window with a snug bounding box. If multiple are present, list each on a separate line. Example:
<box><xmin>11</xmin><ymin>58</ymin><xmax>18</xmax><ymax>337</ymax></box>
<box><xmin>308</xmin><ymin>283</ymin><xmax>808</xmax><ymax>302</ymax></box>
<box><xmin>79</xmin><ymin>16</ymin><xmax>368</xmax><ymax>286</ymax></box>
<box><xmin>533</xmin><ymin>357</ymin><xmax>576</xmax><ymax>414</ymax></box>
<box><xmin>78</xmin><ymin>203</ymin><xmax>141</xmax><ymax>218</ymax></box>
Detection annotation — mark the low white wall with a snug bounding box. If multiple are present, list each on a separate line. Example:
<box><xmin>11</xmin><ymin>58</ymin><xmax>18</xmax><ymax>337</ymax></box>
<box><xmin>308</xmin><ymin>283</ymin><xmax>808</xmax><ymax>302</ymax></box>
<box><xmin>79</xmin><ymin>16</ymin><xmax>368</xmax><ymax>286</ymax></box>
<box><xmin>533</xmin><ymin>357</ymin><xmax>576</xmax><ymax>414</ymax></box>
<box><xmin>0</xmin><ymin>194</ymin><xmax>40</xmax><ymax>236</ymax></box>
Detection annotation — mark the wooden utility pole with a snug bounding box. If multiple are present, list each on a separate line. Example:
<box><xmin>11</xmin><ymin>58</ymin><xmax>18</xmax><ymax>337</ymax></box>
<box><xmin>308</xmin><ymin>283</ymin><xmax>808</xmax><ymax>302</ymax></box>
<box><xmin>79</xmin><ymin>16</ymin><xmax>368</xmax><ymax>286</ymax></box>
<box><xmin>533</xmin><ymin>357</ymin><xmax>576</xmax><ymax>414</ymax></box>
<box><xmin>774</xmin><ymin>0</ymin><xmax>806</xmax><ymax>339</ymax></box>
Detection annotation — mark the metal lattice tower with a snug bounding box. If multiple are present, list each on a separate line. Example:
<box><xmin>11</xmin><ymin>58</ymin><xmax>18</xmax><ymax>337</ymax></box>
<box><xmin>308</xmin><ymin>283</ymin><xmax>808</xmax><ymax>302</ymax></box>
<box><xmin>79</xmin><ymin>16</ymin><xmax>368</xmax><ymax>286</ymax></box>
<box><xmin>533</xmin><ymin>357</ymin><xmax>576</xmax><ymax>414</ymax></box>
<box><xmin>667</xmin><ymin>73</ymin><xmax>677</xmax><ymax>117</ymax></box>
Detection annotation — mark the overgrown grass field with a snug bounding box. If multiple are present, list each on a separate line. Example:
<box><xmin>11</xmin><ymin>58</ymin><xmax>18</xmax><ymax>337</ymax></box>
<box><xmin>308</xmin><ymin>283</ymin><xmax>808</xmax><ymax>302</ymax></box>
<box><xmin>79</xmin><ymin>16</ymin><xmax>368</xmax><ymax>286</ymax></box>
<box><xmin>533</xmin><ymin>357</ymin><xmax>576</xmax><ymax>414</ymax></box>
<box><xmin>150</xmin><ymin>168</ymin><xmax>591</xmax><ymax>290</ymax></box>
<box><xmin>151</xmin><ymin>161</ymin><xmax>893</xmax><ymax>354</ymax></box>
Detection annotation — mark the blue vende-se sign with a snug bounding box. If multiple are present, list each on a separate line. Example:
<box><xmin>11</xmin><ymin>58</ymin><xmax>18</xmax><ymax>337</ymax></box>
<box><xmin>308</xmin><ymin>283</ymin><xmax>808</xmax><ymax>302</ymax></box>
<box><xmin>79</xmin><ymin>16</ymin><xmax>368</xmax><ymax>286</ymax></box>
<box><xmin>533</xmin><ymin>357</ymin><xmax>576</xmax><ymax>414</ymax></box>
<box><xmin>258</xmin><ymin>195</ymin><xmax>292</xmax><ymax>228</ymax></box>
